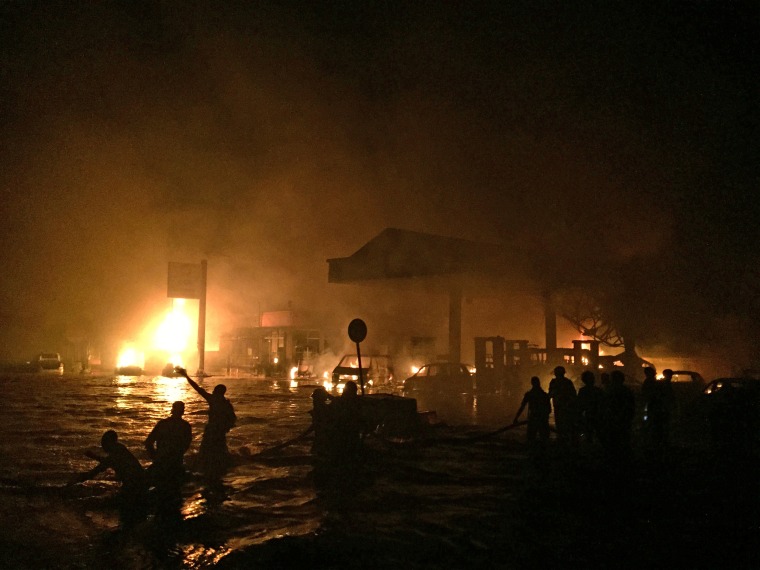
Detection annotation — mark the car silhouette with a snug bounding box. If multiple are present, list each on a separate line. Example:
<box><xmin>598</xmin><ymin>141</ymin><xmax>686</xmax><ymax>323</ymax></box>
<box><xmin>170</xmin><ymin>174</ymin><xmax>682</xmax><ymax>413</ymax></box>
<box><xmin>700</xmin><ymin>376</ymin><xmax>760</xmax><ymax>448</ymax></box>
<box><xmin>331</xmin><ymin>354</ymin><xmax>394</xmax><ymax>391</ymax></box>
<box><xmin>403</xmin><ymin>362</ymin><xmax>474</xmax><ymax>393</ymax></box>
<box><xmin>38</xmin><ymin>353</ymin><xmax>63</xmax><ymax>375</ymax></box>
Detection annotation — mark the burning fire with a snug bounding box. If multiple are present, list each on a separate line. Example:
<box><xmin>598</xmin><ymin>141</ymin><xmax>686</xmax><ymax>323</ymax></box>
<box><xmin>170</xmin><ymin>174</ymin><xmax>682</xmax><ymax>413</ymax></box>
<box><xmin>116</xmin><ymin>298</ymin><xmax>197</xmax><ymax>372</ymax></box>
<box><xmin>154</xmin><ymin>299</ymin><xmax>193</xmax><ymax>367</ymax></box>
<box><xmin>117</xmin><ymin>344</ymin><xmax>144</xmax><ymax>368</ymax></box>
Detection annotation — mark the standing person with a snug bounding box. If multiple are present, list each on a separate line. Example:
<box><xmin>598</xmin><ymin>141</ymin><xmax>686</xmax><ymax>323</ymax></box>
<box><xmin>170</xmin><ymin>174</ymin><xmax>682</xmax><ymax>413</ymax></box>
<box><xmin>548</xmin><ymin>366</ymin><xmax>577</xmax><ymax>445</ymax></box>
<box><xmin>177</xmin><ymin>367</ymin><xmax>237</xmax><ymax>479</ymax></box>
<box><xmin>144</xmin><ymin>401</ymin><xmax>192</xmax><ymax>515</ymax></box>
<box><xmin>513</xmin><ymin>376</ymin><xmax>551</xmax><ymax>447</ymax></box>
<box><xmin>640</xmin><ymin>366</ymin><xmax>658</xmax><ymax>443</ymax></box>
<box><xmin>331</xmin><ymin>380</ymin><xmax>363</xmax><ymax>461</ymax></box>
<box><xmin>603</xmin><ymin>370</ymin><xmax>635</xmax><ymax>465</ymax></box>
<box><xmin>72</xmin><ymin>430</ymin><xmax>148</xmax><ymax>528</ymax></box>
<box><xmin>309</xmin><ymin>387</ymin><xmax>333</xmax><ymax>457</ymax></box>
<box><xmin>577</xmin><ymin>370</ymin><xmax>604</xmax><ymax>444</ymax></box>
<box><xmin>655</xmin><ymin>369</ymin><xmax>676</xmax><ymax>449</ymax></box>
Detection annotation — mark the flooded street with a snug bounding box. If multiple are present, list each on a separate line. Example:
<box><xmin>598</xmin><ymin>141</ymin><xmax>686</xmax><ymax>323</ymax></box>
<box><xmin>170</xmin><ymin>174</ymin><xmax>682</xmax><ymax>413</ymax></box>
<box><xmin>0</xmin><ymin>373</ymin><xmax>524</xmax><ymax>569</ymax></box>
<box><xmin>1</xmin><ymin>373</ymin><xmax>758</xmax><ymax>569</ymax></box>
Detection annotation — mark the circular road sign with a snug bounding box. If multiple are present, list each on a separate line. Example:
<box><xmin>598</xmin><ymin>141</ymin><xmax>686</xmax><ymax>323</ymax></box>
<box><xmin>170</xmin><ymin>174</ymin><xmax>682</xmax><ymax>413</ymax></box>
<box><xmin>348</xmin><ymin>318</ymin><xmax>367</xmax><ymax>343</ymax></box>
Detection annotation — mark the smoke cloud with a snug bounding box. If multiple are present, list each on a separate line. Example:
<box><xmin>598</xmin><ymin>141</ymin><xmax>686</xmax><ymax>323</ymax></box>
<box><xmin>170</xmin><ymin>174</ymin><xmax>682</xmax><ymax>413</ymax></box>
<box><xmin>0</xmin><ymin>3</ymin><xmax>755</xmax><ymax>369</ymax></box>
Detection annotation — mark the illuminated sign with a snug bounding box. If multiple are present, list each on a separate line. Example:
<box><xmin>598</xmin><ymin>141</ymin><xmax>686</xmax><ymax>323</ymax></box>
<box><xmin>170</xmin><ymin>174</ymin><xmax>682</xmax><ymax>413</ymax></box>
<box><xmin>261</xmin><ymin>311</ymin><xmax>293</xmax><ymax>327</ymax></box>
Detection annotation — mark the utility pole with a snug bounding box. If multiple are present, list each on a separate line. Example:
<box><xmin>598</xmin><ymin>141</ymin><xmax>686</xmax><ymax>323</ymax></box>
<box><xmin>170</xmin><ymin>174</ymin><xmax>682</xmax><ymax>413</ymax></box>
<box><xmin>197</xmin><ymin>259</ymin><xmax>207</xmax><ymax>377</ymax></box>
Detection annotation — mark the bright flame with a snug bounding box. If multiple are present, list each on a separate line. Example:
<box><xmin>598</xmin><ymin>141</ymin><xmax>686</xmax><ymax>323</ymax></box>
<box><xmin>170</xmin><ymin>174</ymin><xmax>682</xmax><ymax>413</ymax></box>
<box><xmin>168</xmin><ymin>354</ymin><xmax>184</xmax><ymax>367</ymax></box>
<box><xmin>155</xmin><ymin>299</ymin><xmax>193</xmax><ymax>360</ymax></box>
<box><xmin>290</xmin><ymin>366</ymin><xmax>298</xmax><ymax>380</ymax></box>
<box><xmin>581</xmin><ymin>356</ymin><xmax>589</xmax><ymax>365</ymax></box>
<box><xmin>290</xmin><ymin>379</ymin><xmax>298</xmax><ymax>388</ymax></box>
<box><xmin>117</xmin><ymin>345</ymin><xmax>144</xmax><ymax>368</ymax></box>
<box><xmin>411</xmin><ymin>366</ymin><xmax>420</xmax><ymax>375</ymax></box>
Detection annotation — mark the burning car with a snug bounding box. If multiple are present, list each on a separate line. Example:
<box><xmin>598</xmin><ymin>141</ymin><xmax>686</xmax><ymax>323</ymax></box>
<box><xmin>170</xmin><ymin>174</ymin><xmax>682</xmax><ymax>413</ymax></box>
<box><xmin>331</xmin><ymin>354</ymin><xmax>394</xmax><ymax>391</ymax></box>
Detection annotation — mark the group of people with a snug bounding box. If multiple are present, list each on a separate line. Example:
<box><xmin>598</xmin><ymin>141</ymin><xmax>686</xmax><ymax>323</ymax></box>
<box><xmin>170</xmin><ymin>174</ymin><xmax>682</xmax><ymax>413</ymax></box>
<box><xmin>73</xmin><ymin>367</ymin><xmax>236</xmax><ymax>528</ymax></box>
<box><xmin>513</xmin><ymin>365</ymin><xmax>645</xmax><ymax>461</ymax></box>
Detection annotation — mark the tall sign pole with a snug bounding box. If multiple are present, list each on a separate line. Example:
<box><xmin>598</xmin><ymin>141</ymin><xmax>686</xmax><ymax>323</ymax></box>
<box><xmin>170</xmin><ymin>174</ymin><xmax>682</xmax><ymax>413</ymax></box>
<box><xmin>197</xmin><ymin>259</ymin><xmax>207</xmax><ymax>377</ymax></box>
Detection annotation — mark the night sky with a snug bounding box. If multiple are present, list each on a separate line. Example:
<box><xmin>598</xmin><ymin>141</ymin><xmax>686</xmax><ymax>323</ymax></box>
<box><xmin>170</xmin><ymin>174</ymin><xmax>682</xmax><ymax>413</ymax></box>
<box><xmin>0</xmin><ymin>2</ymin><xmax>757</xmax><ymax>364</ymax></box>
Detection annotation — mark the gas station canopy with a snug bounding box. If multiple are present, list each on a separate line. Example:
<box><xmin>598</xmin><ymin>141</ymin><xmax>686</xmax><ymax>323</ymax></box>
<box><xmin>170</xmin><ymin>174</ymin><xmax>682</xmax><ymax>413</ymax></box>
<box><xmin>327</xmin><ymin>227</ymin><xmax>525</xmax><ymax>287</ymax></box>
<box><xmin>327</xmin><ymin>228</ymin><xmax>542</xmax><ymax>363</ymax></box>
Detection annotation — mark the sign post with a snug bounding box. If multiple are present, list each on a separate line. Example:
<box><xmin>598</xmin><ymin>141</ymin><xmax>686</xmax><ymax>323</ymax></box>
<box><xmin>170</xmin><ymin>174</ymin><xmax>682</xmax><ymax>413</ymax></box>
<box><xmin>348</xmin><ymin>318</ymin><xmax>367</xmax><ymax>395</ymax></box>
<box><xmin>197</xmin><ymin>260</ymin><xmax>207</xmax><ymax>377</ymax></box>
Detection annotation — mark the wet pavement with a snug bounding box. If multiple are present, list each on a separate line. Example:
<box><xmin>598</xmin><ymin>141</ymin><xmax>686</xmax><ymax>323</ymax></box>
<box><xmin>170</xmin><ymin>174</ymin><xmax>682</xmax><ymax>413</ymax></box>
<box><xmin>0</xmin><ymin>373</ymin><xmax>758</xmax><ymax>569</ymax></box>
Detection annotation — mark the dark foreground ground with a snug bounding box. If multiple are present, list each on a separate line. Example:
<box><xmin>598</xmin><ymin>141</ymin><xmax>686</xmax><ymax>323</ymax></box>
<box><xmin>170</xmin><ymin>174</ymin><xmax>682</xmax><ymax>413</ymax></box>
<box><xmin>2</xmin><ymin>432</ymin><xmax>758</xmax><ymax>569</ymax></box>
<box><xmin>1</xmin><ymin>373</ymin><xmax>757</xmax><ymax>569</ymax></box>
<box><xmin>215</xmin><ymin>441</ymin><xmax>759</xmax><ymax>570</ymax></box>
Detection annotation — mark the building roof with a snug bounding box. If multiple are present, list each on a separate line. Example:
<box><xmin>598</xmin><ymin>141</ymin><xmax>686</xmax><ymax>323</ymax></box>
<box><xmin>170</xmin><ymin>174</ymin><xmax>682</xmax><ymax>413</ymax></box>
<box><xmin>327</xmin><ymin>228</ymin><xmax>533</xmax><ymax>293</ymax></box>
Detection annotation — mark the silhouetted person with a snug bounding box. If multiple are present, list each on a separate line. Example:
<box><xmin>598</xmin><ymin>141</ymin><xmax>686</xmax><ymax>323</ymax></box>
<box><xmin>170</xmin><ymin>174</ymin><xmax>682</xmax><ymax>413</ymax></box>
<box><xmin>657</xmin><ymin>369</ymin><xmax>676</xmax><ymax>445</ymax></box>
<box><xmin>330</xmin><ymin>380</ymin><xmax>363</xmax><ymax>461</ymax></box>
<box><xmin>145</xmin><ymin>401</ymin><xmax>192</xmax><ymax>515</ymax></box>
<box><xmin>177</xmin><ymin>367</ymin><xmax>237</xmax><ymax>480</ymax></box>
<box><xmin>641</xmin><ymin>365</ymin><xmax>657</xmax><ymax>414</ymax></box>
<box><xmin>75</xmin><ymin>430</ymin><xmax>148</xmax><ymax>528</ymax></box>
<box><xmin>600</xmin><ymin>372</ymin><xmax>611</xmax><ymax>391</ymax></box>
<box><xmin>577</xmin><ymin>370</ymin><xmax>604</xmax><ymax>444</ymax></box>
<box><xmin>513</xmin><ymin>376</ymin><xmax>551</xmax><ymax>447</ymax></box>
<box><xmin>640</xmin><ymin>366</ymin><xmax>657</xmax><ymax>440</ymax></box>
<box><xmin>309</xmin><ymin>387</ymin><xmax>333</xmax><ymax>457</ymax></box>
<box><xmin>603</xmin><ymin>370</ymin><xmax>635</xmax><ymax>465</ymax></box>
<box><xmin>548</xmin><ymin>366</ymin><xmax>577</xmax><ymax>444</ymax></box>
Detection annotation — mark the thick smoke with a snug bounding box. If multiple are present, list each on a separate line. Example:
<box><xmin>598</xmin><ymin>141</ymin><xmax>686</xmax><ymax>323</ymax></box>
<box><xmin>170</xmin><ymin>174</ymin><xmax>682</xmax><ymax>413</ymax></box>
<box><xmin>0</xmin><ymin>3</ymin><xmax>756</xmax><ymax>370</ymax></box>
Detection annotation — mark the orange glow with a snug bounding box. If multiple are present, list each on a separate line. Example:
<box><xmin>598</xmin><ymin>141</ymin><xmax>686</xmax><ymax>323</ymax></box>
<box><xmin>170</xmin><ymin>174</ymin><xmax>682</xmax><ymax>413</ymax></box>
<box><xmin>117</xmin><ymin>344</ymin><xmax>144</xmax><ymax>368</ymax></box>
<box><xmin>153</xmin><ymin>375</ymin><xmax>192</xmax><ymax>403</ymax></box>
<box><xmin>116</xmin><ymin>298</ymin><xmax>200</xmax><ymax>371</ymax></box>
<box><xmin>154</xmin><ymin>299</ymin><xmax>193</xmax><ymax>366</ymax></box>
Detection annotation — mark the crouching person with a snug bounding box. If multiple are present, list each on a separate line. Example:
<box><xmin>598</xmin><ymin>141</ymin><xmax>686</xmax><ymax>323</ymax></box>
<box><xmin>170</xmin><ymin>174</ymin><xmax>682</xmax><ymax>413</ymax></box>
<box><xmin>74</xmin><ymin>430</ymin><xmax>148</xmax><ymax>529</ymax></box>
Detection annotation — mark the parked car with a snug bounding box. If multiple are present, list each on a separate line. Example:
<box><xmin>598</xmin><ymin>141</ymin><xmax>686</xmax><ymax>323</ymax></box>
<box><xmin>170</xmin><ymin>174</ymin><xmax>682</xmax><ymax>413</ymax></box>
<box><xmin>699</xmin><ymin>377</ymin><xmax>760</xmax><ymax>448</ymax></box>
<box><xmin>403</xmin><ymin>362</ymin><xmax>474</xmax><ymax>393</ymax></box>
<box><xmin>38</xmin><ymin>353</ymin><xmax>63</xmax><ymax>375</ymax></box>
<box><xmin>331</xmin><ymin>354</ymin><xmax>394</xmax><ymax>391</ymax></box>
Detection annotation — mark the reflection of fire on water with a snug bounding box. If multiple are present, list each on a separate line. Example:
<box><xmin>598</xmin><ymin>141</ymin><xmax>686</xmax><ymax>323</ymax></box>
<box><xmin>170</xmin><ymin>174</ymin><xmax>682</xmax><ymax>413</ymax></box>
<box><xmin>153</xmin><ymin>375</ymin><xmax>191</xmax><ymax>403</ymax></box>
